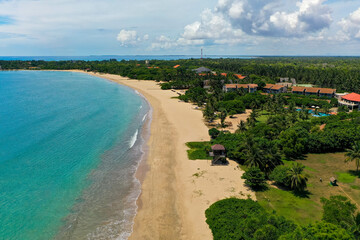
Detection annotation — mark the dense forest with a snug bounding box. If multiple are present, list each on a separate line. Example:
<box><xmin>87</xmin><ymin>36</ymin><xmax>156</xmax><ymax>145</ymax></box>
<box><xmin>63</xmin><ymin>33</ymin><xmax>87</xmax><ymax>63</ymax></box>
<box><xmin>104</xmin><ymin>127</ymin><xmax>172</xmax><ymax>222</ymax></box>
<box><xmin>1</xmin><ymin>57</ymin><xmax>360</xmax><ymax>92</ymax></box>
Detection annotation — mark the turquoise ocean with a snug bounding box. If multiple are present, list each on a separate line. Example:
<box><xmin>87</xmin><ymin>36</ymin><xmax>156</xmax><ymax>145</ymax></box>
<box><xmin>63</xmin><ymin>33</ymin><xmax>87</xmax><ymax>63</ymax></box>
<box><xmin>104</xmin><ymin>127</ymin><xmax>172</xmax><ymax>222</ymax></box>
<box><xmin>0</xmin><ymin>71</ymin><xmax>150</xmax><ymax>239</ymax></box>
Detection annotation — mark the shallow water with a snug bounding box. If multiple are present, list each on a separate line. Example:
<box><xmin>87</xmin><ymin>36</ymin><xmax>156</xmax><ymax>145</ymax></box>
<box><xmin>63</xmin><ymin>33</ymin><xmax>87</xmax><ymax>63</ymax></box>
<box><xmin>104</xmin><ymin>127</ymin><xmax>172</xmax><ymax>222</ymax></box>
<box><xmin>0</xmin><ymin>71</ymin><xmax>149</xmax><ymax>239</ymax></box>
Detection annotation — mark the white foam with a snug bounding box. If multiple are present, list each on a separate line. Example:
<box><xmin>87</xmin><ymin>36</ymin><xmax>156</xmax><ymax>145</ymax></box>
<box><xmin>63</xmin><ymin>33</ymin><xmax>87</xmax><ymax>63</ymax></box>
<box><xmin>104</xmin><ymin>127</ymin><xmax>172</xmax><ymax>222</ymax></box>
<box><xmin>142</xmin><ymin>113</ymin><xmax>147</xmax><ymax>122</ymax></box>
<box><xmin>129</xmin><ymin>130</ymin><xmax>138</xmax><ymax>149</ymax></box>
<box><xmin>134</xmin><ymin>90</ymin><xmax>140</xmax><ymax>95</ymax></box>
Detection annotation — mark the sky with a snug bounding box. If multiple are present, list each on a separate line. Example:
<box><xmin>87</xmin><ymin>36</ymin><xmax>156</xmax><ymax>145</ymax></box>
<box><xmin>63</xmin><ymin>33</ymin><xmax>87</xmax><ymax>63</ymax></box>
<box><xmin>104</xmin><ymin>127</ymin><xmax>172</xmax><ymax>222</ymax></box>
<box><xmin>1</xmin><ymin>0</ymin><xmax>360</xmax><ymax>56</ymax></box>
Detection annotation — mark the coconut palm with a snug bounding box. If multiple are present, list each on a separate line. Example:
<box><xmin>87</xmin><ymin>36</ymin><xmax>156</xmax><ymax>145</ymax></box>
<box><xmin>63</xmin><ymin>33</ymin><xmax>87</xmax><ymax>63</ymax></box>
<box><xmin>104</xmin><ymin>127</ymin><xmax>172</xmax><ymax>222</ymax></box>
<box><xmin>236</xmin><ymin>120</ymin><xmax>247</xmax><ymax>133</ymax></box>
<box><xmin>287</xmin><ymin>162</ymin><xmax>308</xmax><ymax>192</ymax></box>
<box><xmin>219</xmin><ymin>108</ymin><xmax>227</xmax><ymax>128</ymax></box>
<box><xmin>244</xmin><ymin>137</ymin><xmax>265</xmax><ymax>169</ymax></box>
<box><xmin>345</xmin><ymin>141</ymin><xmax>360</xmax><ymax>173</ymax></box>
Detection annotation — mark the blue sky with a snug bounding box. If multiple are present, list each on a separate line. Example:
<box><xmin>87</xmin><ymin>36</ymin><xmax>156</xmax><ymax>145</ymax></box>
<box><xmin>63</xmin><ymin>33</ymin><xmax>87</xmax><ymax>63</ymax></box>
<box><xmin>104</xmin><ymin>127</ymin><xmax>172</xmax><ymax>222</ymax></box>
<box><xmin>0</xmin><ymin>0</ymin><xmax>360</xmax><ymax>56</ymax></box>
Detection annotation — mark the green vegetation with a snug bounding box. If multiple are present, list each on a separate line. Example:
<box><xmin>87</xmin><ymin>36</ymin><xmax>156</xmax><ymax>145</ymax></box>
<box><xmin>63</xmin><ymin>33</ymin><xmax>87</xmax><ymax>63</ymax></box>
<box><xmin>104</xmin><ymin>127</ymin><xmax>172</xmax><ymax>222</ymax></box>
<box><xmin>257</xmin><ymin>188</ymin><xmax>321</xmax><ymax>225</ymax></box>
<box><xmin>336</xmin><ymin>172</ymin><xmax>357</xmax><ymax>183</ymax></box>
<box><xmin>4</xmin><ymin>57</ymin><xmax>360</xmax><ymax>92</ymax></box>
<box><xmin>186</xmin><ymin>142</ymin><xmax>211</xmax><ymax>160</ymax></box>
<box><xmin>206</xmin><ymin>197</ymin><xmax>356</xmax><ymax>240</ymax></box>
<box><xmin>241</xmin><ymin>167</ymin><xmax>267</xmax><ymax>190</ymax></box>
<box><xmin>345</xmin><ymin>141</ymin><xmax>360</xmax><ymax>173</ymax></box>
<box><xmin>205</xmin><ymin>198</ymin><xmax>297</xmax><ymax>240</ymax></box>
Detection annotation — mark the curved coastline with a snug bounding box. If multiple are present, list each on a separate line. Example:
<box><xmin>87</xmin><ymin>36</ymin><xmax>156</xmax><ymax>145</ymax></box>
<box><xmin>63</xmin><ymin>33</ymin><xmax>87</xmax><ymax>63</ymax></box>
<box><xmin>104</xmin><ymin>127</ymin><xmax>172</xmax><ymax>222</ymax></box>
<box><xmin>70</xmin><ymin>70</ymin><xmax>256</xmax><ymax>240</ymax></box>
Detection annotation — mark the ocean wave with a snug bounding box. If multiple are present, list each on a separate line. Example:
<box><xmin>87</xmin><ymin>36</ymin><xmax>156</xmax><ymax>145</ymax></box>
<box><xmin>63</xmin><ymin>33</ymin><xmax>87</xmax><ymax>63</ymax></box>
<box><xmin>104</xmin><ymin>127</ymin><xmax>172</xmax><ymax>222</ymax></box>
<box><xmin>142</xmin><ymin>113</ymin><xmax>147</xmax><ymax>122</ymax></box>
<box><xmin>129</xmin><ymin>130</ymin><xmax>138</xmax><ymax>149</ymax></box>
<box><xmin>134</xmin><ymin>90</ymin><xmax>140</xmax><ymax>95</ymax></box>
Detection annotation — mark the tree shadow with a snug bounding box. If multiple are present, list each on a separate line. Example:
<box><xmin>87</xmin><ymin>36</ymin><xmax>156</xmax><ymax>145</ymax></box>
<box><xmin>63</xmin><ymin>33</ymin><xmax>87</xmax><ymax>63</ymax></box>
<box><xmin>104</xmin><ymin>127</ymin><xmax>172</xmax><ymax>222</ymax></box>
<box><xmin>292</xmin><ymin>190</ymin><xmax>311</xmax><ymax>198</ymax></box>
<box><xmin>252</xmin><ymin>184</ymin><xmax>269</xmax><ymax>192</ymax></box>
<box><xmin>348</xmin><ymin>170</ymin><xmax>360</xmax><ymax>178</ymax></box>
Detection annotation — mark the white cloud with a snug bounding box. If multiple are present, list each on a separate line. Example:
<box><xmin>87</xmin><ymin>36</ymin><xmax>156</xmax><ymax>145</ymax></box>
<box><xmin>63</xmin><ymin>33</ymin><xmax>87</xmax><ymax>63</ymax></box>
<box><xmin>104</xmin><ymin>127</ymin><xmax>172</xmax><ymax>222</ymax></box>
<box><xmin>215</xmin><ymin>0</ymin><xmax>332</xmax><ymax>37</ymax></box>
<box><xmin>339</xmin><ymin>7</ymin><xmax>360</xmax><ymax>40</ymax></box>
<box><xmin>117</xmin><ymin>30</ymin><xmax>138</xmax><ymax>45</ymax></box>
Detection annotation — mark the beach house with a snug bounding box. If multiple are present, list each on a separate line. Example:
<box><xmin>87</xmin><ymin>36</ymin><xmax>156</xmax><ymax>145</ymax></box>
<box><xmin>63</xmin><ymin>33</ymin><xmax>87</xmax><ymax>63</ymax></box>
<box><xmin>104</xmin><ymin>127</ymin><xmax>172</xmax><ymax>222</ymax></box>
<box><xmin>209</xmin><ymin>144</ymin><xmax>226</xmax><ymax>165</ymax></box>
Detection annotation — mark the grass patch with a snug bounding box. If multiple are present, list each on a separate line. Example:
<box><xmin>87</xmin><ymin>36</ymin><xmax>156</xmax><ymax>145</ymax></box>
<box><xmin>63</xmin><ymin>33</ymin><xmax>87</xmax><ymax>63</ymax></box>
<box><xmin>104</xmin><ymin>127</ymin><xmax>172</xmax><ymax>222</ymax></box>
<box><xmin>257</xmin><ymin>188</ymin><xmax>321</xmax><ymax>225</ymax></box>
<box><xmin>336</xmin><ymin>172</ymin><xmax>356</xmax><ymax>183</ymax></box>
<box><xmin>257</xmin><ymin>153</ymin><xmax>360</xmax><ymax>225</ymax></box>
<box><xmin>186</xmin><ymin>142</ymin><xmax>212</xmax><ymax>160</ymax></box>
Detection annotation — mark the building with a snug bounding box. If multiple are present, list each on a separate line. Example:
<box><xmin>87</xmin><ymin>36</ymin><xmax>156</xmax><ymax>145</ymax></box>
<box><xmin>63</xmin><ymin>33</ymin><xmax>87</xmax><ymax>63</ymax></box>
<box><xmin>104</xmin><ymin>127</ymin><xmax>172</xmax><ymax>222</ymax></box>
<box><xmin>224</xmin><ymin>84</ymin><xmax>258</xmax><ymax>93</ymax></box>
<box><xmin>277</xmin><ymin>82</ymin><xmax>293</xmax><ymax>87</ymax></box>
<box><xmin>193</xmin><ymin>67</ymin><xmax>212</xmax><ymax>74</ymax></box>
<box><xmin>305</xmin><ymin>88</ymin><xmax>321</xmax><ymax>96</ymax></box>
<box><xmin>263</xmin><ymin>84</ymin><xmax>288</xmax><ymax>94</ymax></box>
<box><xmin>339</xmin><ymin>92</ymin><xmax>360</xmax><ymax>110</ymax></box>
<box><xmin>173</xmin><ymin>65</ymin><xmax>180</xmax><ymax>68</ymax></box>
<box><xmin>292</xmin><ymin>86</ymin><xmax>306</xmax><ymax>95</ymax></box>
<box><xmin>209</xmin><ymin>144</ymin><xmax>226</xmax><ymax>165</ymax></box>
<box><xmin>234</xmin><ymin>74</ymin><xmax>247</xmax><ymax>80</ymax></box>
<box><xmin>291</xmin><ymin>87</ymin><xmax>336</xmax><ymax>98</ymax></box>
<box><xmin>319</xmin><ymin>88</ymin><xmax>337</xmax><ymax>98</ymax></box>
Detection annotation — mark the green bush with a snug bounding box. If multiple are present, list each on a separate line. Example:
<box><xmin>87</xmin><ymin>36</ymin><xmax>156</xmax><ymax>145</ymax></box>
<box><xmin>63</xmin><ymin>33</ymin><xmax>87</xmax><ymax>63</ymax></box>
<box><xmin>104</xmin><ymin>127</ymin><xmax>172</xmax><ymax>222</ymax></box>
<box><xmin>205</xmin><ymin>198</ymin><xmax>297</xmax><ymax>240</ymax></box>
<box><xmin>242</xmin><ymin>167</ymin><xmax>267</xmax><ymax>190</ymax></box>
<box><xmin>209</xmin><ymin>128</ymin><xmax>220</xmax><ymax>139</ymax></box>
<box><xmin>270</xmin><ymin>165</ymin><xmax>291</xmax><ymax>187</ymax></box>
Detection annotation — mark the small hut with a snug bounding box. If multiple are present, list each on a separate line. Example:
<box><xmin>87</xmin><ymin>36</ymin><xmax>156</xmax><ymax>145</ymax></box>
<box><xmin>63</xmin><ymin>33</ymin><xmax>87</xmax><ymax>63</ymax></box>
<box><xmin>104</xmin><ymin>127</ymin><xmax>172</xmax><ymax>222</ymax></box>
<box><xmin>330</xmin><ymin>177</ymin><xmax>337</xmax><ymax>186</ymax></box>
<box><xmin>209</xmin><ymin>144</ymin><xmax>226</xmax><ymax>165</ymax></box>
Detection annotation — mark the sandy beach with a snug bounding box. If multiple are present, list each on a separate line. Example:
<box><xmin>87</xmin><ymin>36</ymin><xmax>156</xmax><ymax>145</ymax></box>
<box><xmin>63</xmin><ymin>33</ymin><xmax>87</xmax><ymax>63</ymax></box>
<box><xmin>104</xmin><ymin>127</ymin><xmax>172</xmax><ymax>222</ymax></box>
<box><xmin>72</xmin><ymin>71</ymin><xmax>256</xmax><ymax>239</ymax></box>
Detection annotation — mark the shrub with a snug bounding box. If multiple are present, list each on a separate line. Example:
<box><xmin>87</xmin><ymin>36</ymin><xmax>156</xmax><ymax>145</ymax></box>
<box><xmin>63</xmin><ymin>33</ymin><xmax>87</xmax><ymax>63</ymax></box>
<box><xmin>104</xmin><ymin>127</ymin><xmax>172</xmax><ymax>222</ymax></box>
<box><xmin>270</xmin><ymin>165</ymin><xmax>291</xmax><ymax>187</ymax></box>
<box><xmin>242</xmin><ymin>167</ymin><xmax>267</xmax><ymax>190</ymax></box>
<box><xmin>209</xmin><ymin>128</ymin><xmax>220</xmax><ymax>139</ymax></box>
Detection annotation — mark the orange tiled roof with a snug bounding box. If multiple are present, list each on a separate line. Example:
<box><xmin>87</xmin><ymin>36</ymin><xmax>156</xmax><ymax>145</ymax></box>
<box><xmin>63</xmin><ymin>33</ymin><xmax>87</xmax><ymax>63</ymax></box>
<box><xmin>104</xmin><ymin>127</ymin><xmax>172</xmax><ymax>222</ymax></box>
<box><xmin>234</xmin><ymin>74</ymin><xmax>246</xmax><ymax>79</ymax></box>
<box><xmin>264</xmin><ymin>84</ymin><xmax>276</xmax><ymax>89</ymax></box>
<box><xmin>225</xmin><ymin>84</ymin><xmax>258</xmax><ymax>89</ymax></box>
<box><xmin>271</xmin><ymin>85</ymin><xmax>285</xmax><ymax>90</ymax></box>
<box><xmin>319</xmin><ymin>88</ymin><xmax>336</xmax><ymax>94</ymax></box>
<box><xmin>306</xmin><ymin>87</ymin><xmax>321</xmax><ymax>93</ymax></box>
<box><xmin>221</xmin><ymin>73</ymin><xmax>228</xmax><ymax>77</ymax></box>
<box><xmin>174</xmin><ymin>65</ymin><xmax>180</xmax><ymax>68</ymax></box>
<box><xmin>292</xmin><ymin>86</ymin><xmax>306</xmax><ymax>92</ymax></box>
<box><xmin>342</xmin><ymin>92</ymin><xmax>360</xmax><ymax>103</ymax></box>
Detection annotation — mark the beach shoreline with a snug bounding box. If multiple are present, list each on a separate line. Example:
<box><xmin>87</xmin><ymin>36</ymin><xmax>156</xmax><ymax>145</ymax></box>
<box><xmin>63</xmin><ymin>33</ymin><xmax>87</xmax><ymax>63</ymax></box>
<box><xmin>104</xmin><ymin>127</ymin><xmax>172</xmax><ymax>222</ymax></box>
<box><xmin>65</xmin><ymin>70</ymin><xmax>256</xmax><ymax>239</ymax></box>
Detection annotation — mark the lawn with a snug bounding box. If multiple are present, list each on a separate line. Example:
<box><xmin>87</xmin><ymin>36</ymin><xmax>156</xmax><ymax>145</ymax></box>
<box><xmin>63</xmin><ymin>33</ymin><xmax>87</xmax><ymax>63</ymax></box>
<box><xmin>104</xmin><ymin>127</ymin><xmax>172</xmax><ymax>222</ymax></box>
<box><xmin>256</xmin><ymin>152</ymin><xmax>360</xmax><ymax>225</ymax></box>
<box><xmin>186</xmin><ymin>142</ymin><xmax>212</xmax><ymax>160</ymax></box>
<box><xmin>257</xmin><ymin>188</ymin><xmax>321</xmax><ymax>225</ymax></box>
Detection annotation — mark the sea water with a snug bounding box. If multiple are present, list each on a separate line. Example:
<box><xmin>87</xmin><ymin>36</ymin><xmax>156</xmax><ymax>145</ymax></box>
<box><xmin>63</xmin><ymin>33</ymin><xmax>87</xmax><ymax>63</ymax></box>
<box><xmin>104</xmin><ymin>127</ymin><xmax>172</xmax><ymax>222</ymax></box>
<box><xmin>0</xmin><ymin>71</ymin><xmax>150</xmax><ymax>239</ymax></box>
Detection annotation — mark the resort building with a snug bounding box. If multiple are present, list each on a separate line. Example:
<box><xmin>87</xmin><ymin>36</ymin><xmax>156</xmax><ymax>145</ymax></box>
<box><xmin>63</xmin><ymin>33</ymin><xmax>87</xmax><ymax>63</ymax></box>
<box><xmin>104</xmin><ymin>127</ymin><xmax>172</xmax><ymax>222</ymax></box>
<box><xmin>263</xmin><ymin>84</ymin><xmax>288</xmax><ymax>94</ymax></box>
<box><xmin>277</xmin><ymin>82</ymin><xmax>293</xmax><ymax>88</ymax></box>
<box><xmin>319</xmin><ymin>88</ymin><xmax>337</xmax><ymax>98</ymax></box>
<box><xmin>224</xmin><ymin>84</ymin><xmax>258</xmax><ymax>93</ymax></box>
<box><xmin>291</xmin><ymin>87</ymin><xmax>336</xmax><ymax>98</ymax></box>
<box><xmin>339</xmin><ymin>92</ymin><xmax>360</xmax><ymax>110</ymax></box>
<box><xmin>305</xmin><ymin>88</ymin><xmax>322</xmax><ymax>96</ymax></box>
<box><xmin>291</xmin><ymin>86</ymin><xmax>306</xmax><ymax>95</ymax></box>
<box><xmin>193</xmin><ymin>67</ymin><xmax>212</xmax><ymax>74</ymax></box>
<box><xmin>234</xmin><ymin>74</ymin><xmax>247</xmax><ymax>80</ymax></box>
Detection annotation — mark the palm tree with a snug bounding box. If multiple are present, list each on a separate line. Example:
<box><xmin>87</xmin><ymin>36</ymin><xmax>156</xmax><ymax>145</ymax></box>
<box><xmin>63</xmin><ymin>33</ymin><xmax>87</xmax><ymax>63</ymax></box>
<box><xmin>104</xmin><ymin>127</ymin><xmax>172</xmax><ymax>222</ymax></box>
<box><xmin>236</xmin><ymin>120</ymin><xmax>247</xmax><ymax>133</ymax></box>
<box><xmin>244</xmin><ymin>137</ymin><xmax>265</xmax><ymax>169</ymax></box>
<box><xmin>287</xmin><ymin>162</ymin><xmax>308</xmax><ymax>192</ymax></box>
<box><xmin>219</xmin><ymin>108</ymin><xmax>227</xmax><ymax>128</ymax></box>
<box><xmin>345</xmin><ymin>141</ymin><xmax>360</xmax><ymax>173</ymax></box>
